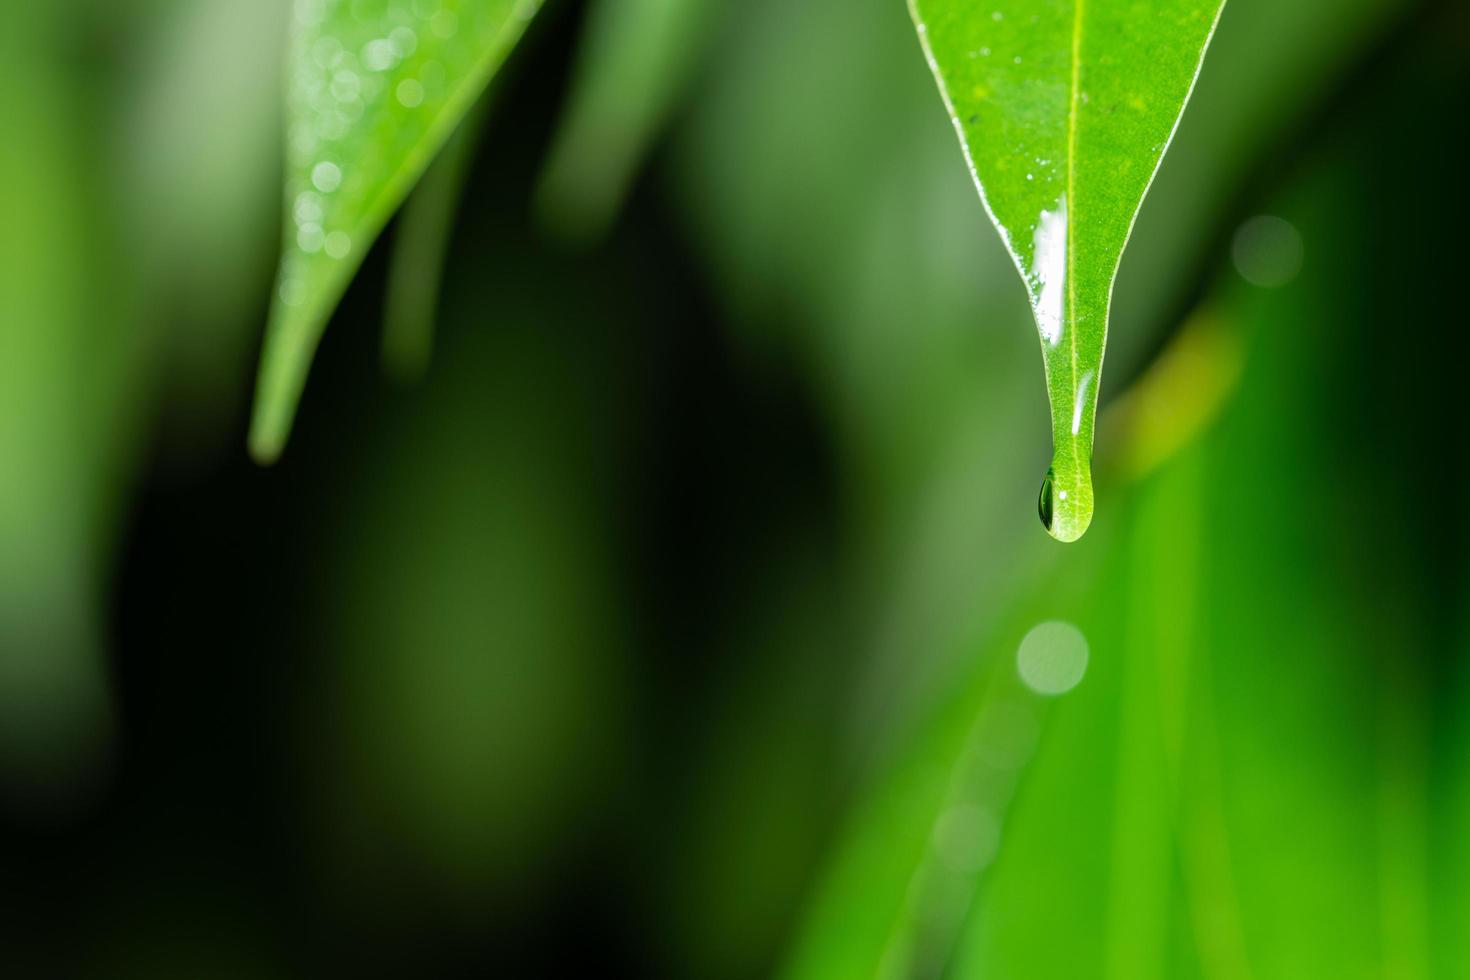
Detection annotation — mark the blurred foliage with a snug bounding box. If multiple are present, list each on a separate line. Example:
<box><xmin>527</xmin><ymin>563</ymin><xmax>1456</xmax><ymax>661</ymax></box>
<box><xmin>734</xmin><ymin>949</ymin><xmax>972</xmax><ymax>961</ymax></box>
<box><xmin>251</xmin><ymin>0</ymin><xmax>544</xmax><ymax>460</ymax></box>
<box><xmin>381</xmin><ymin>102</ymin><xmax>487</xmax><ymax>383</ymax></box>
<box><xmin>535</xmin><ymin>0</ymin><xmax>718</xmax><ymax>242</ymax></box>
<box><xmin>1</xmin><ymin>0</ymin><xmax>1467</xmax><ymax>978</ymax></box>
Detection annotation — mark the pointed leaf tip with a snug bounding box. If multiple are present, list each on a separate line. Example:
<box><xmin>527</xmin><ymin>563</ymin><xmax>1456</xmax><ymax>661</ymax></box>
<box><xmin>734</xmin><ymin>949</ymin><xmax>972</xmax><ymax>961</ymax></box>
<box><xmin>251</xmin><ymin>0</ymin><xmax>544</xmax><ymax>453</ymax></box>
<box><xmin>910</xmin><ymin>0</ymin><xmax>1226</xmax><ymax>539</ymax></box>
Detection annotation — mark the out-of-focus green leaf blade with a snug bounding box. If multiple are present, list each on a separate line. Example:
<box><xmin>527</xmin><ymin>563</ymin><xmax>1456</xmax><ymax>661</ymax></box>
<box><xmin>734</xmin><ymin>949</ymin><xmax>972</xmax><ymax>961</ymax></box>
<box><xmin>249</xmin><ymin>0</ymin><xmax>542</xmax><ymax>462</ymax></box>
<box><xmin>909</xmin><ymin>0</ymin><xmax>1225</xmax><ymax>541</ymax></box>
<box><xmin>535</xmin><ymin>0</ymin><xmax>717</xmax><ymax>243</ymax></box>
<box><xmin>0</xmin><ymin>0</ymin><xmax>158</xmax><ymax>809</ymax></box>
<box><xmin>381</xmin><ymin>102</ymin><xmax>485</xmax><ymax>384</ymax></box>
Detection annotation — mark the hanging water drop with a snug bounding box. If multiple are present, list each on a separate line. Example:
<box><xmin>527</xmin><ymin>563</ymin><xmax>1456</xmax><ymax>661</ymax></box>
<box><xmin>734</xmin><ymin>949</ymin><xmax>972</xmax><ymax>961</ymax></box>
<box><xmin>1038</xmin><ymin>468</ymin><xmax>1054</xmax><ymax>532</ymax></box>
<box><xmin>1037</xmin><ymin>451</ymin><xmax>1093</xmax><ymax>543</ymax></box>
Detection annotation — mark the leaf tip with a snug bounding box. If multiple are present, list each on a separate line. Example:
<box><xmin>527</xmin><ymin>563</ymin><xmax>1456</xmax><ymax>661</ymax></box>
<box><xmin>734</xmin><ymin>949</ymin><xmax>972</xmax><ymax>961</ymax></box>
<box><xmin>247</xmin><ymin>332</ymin><xmax>304</xmax><ymax>466</ymax></box>
<box><xmin>1039</xmin><ymin>462</ymin><xmax>1094</xmax><ymax>543</ymax></box>
<box><xmin>247</xmin><ymin>421</ymin><xmax>286</xmax><ymax>466</ymax></box>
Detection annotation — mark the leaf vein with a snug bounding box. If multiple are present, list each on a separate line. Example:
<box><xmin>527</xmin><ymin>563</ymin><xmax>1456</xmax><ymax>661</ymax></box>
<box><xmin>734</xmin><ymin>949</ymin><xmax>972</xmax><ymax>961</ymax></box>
<box><xmin>1067</xmin><ymin>0</ymin><xmax>1084</xmax><ymax>476</ymax></box>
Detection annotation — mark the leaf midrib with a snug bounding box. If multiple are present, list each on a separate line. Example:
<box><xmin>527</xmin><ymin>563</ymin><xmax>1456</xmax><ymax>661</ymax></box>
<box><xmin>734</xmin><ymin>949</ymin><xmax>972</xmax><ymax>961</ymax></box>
<box><xmin>1065</xmin><ymin>0</ymin><xmax>1083</xmax><ymax>477</ymax></box>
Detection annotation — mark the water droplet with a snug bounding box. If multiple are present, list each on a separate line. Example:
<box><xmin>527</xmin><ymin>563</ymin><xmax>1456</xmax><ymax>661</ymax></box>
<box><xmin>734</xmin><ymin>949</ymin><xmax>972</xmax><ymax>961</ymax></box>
<box><xmin>1037</xmin><ymin>453</ymin><xmax>1093</xmax><ymax>543</ymax></box>
<box><xmin>1072</xmin><ymin>371</ymin><xmax>1094</xmax><ymax>436</ymax></box>
<box><xmin>293</xmin><ymin>191</ymin><xmax>324</xmax><ymax>225</ymax></box>
<box><xmin>289</xmin><ymin>122</ymin><xmax>318</xmax><ymax>156</ymax></box>
<box><xmin>1038</xmin><ymin>468</ymin><xmax>1054</xmax><ymax>532</ymax></box>
<box><xmin>279</xmin><ymin>278</ymin><xmax>305</xmax><ymax>307</ymax></box>
<box><xmin>1030</xmin><ymin>195</ymin><xmax>1067</xmax><ymax>346</ymax></box>
<box><xmin>312</xmin><ymin>37</ymin><xmax>344</xmax><ymax>69</ymax></box>
<box><xmin>330</xmin><ymin>70</ymin><xmax>361</xmax><ymax>103</ymax></box>
<box><xmin>396</xmin><ymin>78</ymin><xmax>425</xmax><ymax>108</ymax></box>
<box><xmin>362</xmin><ymin>39</ymin><xmax>398</xmax><ymax>72</ymax></box>
<box><xmin>1232</xmin><ymin>214</ymin><xmax>1303</xmax><ymax>288</ymax></box>
<box><xmin>297</xmin><ymin>0</ymin><xmax>328</xmax><ymax>28</ymax></box>
<box><xmin>1040</xmin><ymin>455</ymin><xmax>1087</xmax><ymax>540</ymax></box>
<box><xmin>297</xmin><ymin>223</ymin><xmax>325</xmax><ymax>254</ymax></box>
<box><xmin>390</xmin><ymin>26</ymin><xmax>418</xmax><ymax>57</ymax></box>
<box><xmin>312</xmin><ymin>161</ymin><xmax>342</xmax><ymax>193</ymax></box>
<box><xmin>933</xmin><ymin>804</ymin><xmax>1001</xmax><ymax>874</ymax></box>
<box><xmin>325</xmin><ymin>231</ymin><xmax>352</xmax><ymax>259</ymax></box>
<box><xmin>1017</xmin><ymin>621</ymin><xmax>1089</xmax><ymax>696</ymax></box>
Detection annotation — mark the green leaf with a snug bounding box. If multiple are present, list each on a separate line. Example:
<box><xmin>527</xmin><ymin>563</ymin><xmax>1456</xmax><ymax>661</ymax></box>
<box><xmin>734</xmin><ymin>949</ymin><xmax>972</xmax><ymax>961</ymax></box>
<box><xmin>381</xmin><ymin>101</ymin><xmax>486</xmax><ymax>385</ymax></box>
<box><xmin>535</xmin><ymin>0</ymin><xmax>717</xmax><ymax>243</ymax></box>
<box><xmin>909</xmin><ymin>0</ymin><xmax>1225</xmax><ymax>541</ymax></box>
<box><xmin>249</xmin><ymin>0</ymin><xmax>542</xmax><ymax>462</ymax></box>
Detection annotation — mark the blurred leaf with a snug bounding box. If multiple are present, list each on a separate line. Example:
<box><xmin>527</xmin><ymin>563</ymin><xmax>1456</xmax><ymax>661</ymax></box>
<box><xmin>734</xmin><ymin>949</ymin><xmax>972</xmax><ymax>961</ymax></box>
<box><xmin>909</xmin><ymin>0</ymin><xmax>1225</xmax><ymax>541</ymax></box>
<box><xmin>380</xmin><ymin>101</ymin><xmax>485</xmax><ymax>384</ymax></box>
<box><xmin>535</xmin><ymin>0</ymin><xmax>718</xmax><ymax>243</ymax></box>
<box><xmin>1098</xmin><ymin>306</ymin><xmax>1242</xmax><ymax>482</ymax></box>
<box><xmin>127</xmin><ymin>0</ymin><xmax>286</xmax><ymax>439</ymax></box>
<box><xmin>777</xmin><ymin>635</ymin><xmax>1072</xmax><ymax>980</ymax></box>
<box><xmin>0</xmin><ymin>1</ymin><xmax>149</xmax><ymax>810</ymax></box>
<box><xmin>250</xmin><ymin>0</ymin><xmax>542</xmax><ymax>462</ymax></box>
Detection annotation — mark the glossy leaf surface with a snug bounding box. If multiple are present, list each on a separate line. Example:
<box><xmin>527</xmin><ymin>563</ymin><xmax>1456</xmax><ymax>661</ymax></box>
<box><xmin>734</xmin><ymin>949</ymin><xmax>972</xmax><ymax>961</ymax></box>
<box><xmin>250</xmin><ymin>0</ymin><xmax>541</xmax><ymax>462</ymax></box>
<box><xmin>910</xmin><ymin>0</ymin><xmax>1225</xmax><ymax>540</ymax></box>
